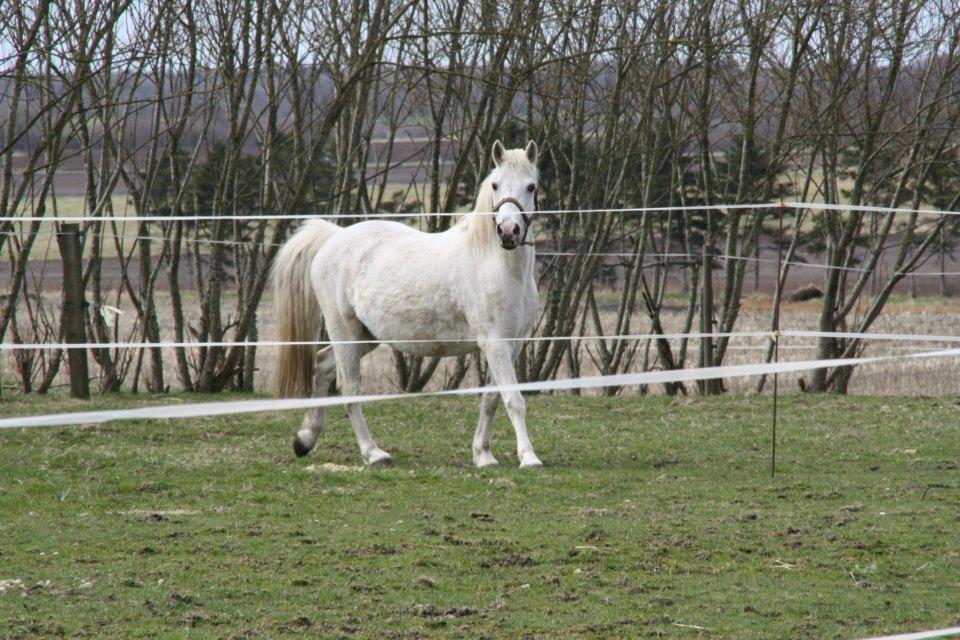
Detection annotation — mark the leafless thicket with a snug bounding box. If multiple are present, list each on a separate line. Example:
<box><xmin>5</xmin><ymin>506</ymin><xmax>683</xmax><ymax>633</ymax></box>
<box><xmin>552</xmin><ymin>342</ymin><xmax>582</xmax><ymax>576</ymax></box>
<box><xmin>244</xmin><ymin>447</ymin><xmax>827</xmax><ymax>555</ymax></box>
<box><xmin>2</xmin><ymin>0</ymin><xmax>960</xmax><ymax>396</ymax></box>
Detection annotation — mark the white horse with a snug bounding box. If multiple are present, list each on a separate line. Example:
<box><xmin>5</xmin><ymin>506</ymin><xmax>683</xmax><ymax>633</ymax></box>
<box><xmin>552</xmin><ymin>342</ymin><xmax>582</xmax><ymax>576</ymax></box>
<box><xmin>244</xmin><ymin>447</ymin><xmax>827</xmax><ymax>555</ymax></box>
<box><xmin>272</xmin><ymin>140</ymin><xmax>543</xmax><ymax>468</ymax></box>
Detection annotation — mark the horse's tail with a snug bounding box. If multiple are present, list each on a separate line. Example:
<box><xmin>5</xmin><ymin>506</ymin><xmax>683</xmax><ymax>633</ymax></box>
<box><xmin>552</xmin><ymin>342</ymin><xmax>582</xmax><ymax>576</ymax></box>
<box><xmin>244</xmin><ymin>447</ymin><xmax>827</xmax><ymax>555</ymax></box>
<box><xmin>273</xmin><ymin>219</ymin><xmax>341</xmax><ymax>398</ymax></box>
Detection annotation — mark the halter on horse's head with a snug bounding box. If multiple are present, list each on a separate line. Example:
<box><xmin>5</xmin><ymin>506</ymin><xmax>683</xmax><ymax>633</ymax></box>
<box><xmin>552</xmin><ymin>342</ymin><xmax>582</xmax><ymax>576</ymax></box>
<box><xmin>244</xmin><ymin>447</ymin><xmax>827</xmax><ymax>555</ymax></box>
<box><xmin>489</xmin><ymin>140</ymin><xmax>539</xmax><ymax>250</ymax></box>
<box><xmin>492</xmin><ymin>195</ymin><xmax>538</xmax><ymax>248</ymax></box>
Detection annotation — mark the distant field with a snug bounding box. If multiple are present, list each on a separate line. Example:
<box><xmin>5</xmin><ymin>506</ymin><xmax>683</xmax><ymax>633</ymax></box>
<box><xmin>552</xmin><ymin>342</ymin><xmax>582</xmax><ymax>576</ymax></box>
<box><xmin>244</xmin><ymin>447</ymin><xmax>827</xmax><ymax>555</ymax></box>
<box><xmin>9</xmin><ymin>189</ymin><xmax>426</xmax><ymax>261</ymax></box>
<box><xmin>8</xmin><ymin>191</ymin><xmax>958</xmax><ymax>292</ymax></box>
<box><xmin>12</xmin><ymin>195</ymin><xmax>138</xmax><ymax>260</ymax></box>
<box><xmin>16</xmin><ymin>195</ymin><xmax>133</xmax><ymax>218</ymax></box>
<box><xmin>1</xmin><ymin>393</ymin><xmax>958</xmax><ymax>638</ymax></box>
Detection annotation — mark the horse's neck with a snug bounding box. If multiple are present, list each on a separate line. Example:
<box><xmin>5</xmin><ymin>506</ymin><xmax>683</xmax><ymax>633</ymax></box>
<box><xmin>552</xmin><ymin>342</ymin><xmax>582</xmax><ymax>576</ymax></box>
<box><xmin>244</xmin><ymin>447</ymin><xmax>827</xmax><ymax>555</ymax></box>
<box><xmin>486</xmin><ymin>241</ymin><xmax>535</xmax><ymax>281</ymax></box>
<box><xmin>459</xmin><ymin>210</ymin><xmax>533</xmax><ymax>276</ymax></box>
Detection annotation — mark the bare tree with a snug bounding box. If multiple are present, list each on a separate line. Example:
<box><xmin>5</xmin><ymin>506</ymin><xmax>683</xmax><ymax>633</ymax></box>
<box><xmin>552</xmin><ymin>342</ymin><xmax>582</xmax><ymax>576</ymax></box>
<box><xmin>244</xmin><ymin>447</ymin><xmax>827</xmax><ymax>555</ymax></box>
<box><xmin>4</xmin><ymin>0</ymin><xmax>960</xmax><ymax>396</ymax></box>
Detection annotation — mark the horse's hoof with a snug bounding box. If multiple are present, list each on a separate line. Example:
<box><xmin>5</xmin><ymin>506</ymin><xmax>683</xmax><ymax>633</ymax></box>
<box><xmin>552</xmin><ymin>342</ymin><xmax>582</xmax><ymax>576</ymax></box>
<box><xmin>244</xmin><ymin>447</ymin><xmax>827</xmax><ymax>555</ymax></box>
<box><xmin>519</xmin><ymin>454</ymin><xmax>543</xmax><ymax>469</ymax></box>
<box><xmin>367</xmin><ymin>450</ymin><xmax>394</xmax><ymax>466</ymax></box>
<box><xmin>474</xmin><ymin>452</ymin><xmax>500</xmax><ymax>468</ymax></box>
<box><xmin>293</xmin><ymin>437</ymin><xmax>312</xmax><ymax>458</ymax></box>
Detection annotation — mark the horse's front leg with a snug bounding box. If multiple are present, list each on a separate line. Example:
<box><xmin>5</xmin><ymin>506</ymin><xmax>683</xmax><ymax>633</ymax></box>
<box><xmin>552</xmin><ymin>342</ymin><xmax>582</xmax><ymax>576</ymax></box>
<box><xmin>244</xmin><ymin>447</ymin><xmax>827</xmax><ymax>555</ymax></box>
<box><xmin>481</xmin><ymin>342</ymin><xmax>542</xmax><ymax>468</ymax></box>
<box><xmin>473</xmin><ymin>384</ymin><xmax>500</xmax><ymax>468</ymax></box>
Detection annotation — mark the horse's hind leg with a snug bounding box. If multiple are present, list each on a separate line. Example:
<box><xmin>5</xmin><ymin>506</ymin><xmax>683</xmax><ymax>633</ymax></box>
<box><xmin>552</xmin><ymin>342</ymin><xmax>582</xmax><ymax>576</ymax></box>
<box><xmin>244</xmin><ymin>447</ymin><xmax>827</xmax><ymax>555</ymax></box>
<box><xmin>335</xmin><ymin>341</ymin><xmax>393</xmax><ymax>466</ymax></box>
<box><xmin>293</xmin><ymin>346</ymin><xmax>336</xmax><ymax>457</ymax></box>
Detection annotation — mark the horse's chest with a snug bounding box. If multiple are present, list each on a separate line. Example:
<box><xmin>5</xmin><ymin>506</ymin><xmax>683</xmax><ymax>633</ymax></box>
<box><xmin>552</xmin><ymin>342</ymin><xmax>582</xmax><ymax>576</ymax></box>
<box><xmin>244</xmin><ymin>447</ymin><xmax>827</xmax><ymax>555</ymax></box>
<box><xmin>471</xmin><ymin>276</ymin><xmax>538</xmax><ymax>333</ymax></box>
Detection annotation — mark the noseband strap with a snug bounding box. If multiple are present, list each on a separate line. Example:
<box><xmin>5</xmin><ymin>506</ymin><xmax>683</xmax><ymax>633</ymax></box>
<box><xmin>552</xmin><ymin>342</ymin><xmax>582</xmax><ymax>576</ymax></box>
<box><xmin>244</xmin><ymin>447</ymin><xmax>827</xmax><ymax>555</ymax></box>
<box><xmin>492</xmin><ymin>190</ymin><xmax>538</xmax><ymax>246</ymax></box>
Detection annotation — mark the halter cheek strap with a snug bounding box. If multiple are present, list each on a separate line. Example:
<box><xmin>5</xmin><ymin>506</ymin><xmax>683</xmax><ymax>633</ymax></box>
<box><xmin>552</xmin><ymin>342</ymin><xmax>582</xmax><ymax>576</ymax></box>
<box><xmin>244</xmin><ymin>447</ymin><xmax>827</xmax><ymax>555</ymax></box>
<box><xmin>491</xmin><ymin>189</ymin><xmax>538</xmax><ymax>246</ymax></box>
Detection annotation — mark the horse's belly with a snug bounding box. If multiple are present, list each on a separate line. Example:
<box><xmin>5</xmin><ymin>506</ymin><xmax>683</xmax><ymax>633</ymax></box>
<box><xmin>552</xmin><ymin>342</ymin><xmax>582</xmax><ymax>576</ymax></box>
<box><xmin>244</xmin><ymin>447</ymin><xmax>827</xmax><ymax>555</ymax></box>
<box><xmin>390</xmin><ymin>338</ymin><xmax>479</xmax><ymax>357</ymax></box>
<box><xmin>353</xmin><ymin>288</ymin><xmax>478</xmax><ymax>357</ymax></box>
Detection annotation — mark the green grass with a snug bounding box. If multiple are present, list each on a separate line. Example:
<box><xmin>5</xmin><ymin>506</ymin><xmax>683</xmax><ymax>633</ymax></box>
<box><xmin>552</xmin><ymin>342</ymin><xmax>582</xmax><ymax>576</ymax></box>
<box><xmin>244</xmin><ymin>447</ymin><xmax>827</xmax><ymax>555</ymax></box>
<box><xmin>1</xmin><ymin>393</ymin><xmax>958</xmax><ymax>639</ymax></box>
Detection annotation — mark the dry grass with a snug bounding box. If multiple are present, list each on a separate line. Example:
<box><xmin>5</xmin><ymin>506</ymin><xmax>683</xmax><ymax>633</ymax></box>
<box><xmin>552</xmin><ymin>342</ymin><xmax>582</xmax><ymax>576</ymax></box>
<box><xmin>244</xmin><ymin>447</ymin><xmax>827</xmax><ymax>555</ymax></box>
<box><xmin>11</xmin><ymin>195</ymin><xmax>142</xmax><ymax>260</ymax></box>
<box><xmin>5</xmin><ymin>288</ymin><xmax>959</xmax><ymax>397</ymax></box>
<box><xmin>10</xmin><ymin>186</ymin><xmax>429</xmax><ymax>264</ymax></box>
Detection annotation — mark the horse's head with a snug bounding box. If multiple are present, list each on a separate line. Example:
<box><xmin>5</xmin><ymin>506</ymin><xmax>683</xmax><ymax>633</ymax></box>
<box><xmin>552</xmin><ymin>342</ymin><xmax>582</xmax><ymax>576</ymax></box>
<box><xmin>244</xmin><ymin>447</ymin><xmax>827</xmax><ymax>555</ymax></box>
<box><xmin>488</xmin><ymin>140</ymin><xmax>539</xmax><ymax>250</ymax></box>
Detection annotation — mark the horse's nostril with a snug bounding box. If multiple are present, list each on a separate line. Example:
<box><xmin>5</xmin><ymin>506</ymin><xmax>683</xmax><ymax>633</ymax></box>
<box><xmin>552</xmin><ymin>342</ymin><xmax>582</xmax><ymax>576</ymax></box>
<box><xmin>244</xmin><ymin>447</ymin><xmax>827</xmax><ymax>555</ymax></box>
<box><xmin>511</xmin><ymin>223</ymin><xmax>520</xmax><ymax>236</ymax></box>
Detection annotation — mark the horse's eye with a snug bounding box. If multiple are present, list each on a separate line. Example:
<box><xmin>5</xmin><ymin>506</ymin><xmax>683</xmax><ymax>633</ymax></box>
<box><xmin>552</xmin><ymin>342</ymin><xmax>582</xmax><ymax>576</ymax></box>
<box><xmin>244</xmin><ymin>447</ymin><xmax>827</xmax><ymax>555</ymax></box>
<box><xmin>491</xmin><ymin>182</ymin><xmax>498</xmax><ymax>190</ymax></box>
<box><xmin>527</xmin><ymin>183</ymin><xmax>536</xmax><ymax>192</ymax></box>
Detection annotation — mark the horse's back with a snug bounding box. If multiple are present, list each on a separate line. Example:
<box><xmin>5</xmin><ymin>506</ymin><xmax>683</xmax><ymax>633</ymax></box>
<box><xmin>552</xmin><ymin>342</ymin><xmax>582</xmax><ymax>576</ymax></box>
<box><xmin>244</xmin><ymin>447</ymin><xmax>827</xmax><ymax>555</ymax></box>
<box><xmin>311</xmin><ymin>219</ymin><xmax>479</xmax><ymax>354</ymax></box>
<box><xmin>313</xmin><ymin>219</ymin><xmax>458</xmax><ymax>275</ymax></box>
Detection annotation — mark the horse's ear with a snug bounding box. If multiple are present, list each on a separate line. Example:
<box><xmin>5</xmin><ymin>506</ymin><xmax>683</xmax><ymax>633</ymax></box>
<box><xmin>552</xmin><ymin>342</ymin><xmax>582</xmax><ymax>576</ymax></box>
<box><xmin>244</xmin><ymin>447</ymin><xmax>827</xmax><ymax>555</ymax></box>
<box><xmin>491</xmin><ymin>140</ymin><xmax>505</xmax><ymax>166</ymax></box>
<box><xmin>525</xmin><ymin>140</ymin><xmax>538</xmax><ymax>164</ymax></box>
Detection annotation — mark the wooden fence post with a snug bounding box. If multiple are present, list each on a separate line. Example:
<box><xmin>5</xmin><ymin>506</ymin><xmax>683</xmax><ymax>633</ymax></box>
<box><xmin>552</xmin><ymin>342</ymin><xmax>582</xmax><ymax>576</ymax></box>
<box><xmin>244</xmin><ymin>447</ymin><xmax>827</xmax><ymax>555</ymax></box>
<box><xmin>57</xmin><ymin>224</ymin><xmax>90</xmax><ymax>399</ymax></box>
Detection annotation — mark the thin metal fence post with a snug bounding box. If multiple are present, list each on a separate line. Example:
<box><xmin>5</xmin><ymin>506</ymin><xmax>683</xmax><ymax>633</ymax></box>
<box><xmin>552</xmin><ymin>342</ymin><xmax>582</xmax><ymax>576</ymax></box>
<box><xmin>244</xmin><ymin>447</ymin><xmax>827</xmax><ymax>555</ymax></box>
<box><xmin>771</xmin><ymin>201</ymin><xmax>785</xmax><ymax>477</ymax></box>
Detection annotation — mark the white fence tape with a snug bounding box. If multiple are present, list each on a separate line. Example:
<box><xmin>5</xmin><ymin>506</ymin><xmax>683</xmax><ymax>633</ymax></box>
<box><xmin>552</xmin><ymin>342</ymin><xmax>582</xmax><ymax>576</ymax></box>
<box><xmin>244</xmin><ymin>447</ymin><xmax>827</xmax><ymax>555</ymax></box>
<box><xmin>1</xmin><ymin>202</ymin><xmax>775</xmax><ymax>223</ymax></box>
<box><xmin>781</xmin><ymin>330</ymin><xmax>960</xmax><ymax>343</ymax></box>
<box><xmin>862</xmin><ymin>627</ymin><xmax>960</xmax><ymax>640</ymax></box>
<box><xmin>5</xmin><ymin>201</ymin><xmax>960</xmax><ymax>224</ymax></box>
<box><xmin>0</xmin><ymin>330</ymin><xmax>774</xmax><ymax>351</ymax></box>
<box><xmin>3</xmin><ymin>329</ymin><xmax>959</xmax><ymax>352</ymax></box>
<box><xmin>17</xmin><ymin>227</ymin><xmax>954</xmax><ymax>277</ymax></box>
<box><xmin>9</xmin><ymin>227</ymin><xmax>956</xmax><ymax>276</ymax></box>
<box><xmin>795</xmin><ymin>202</ymin><xmax>960</xmax><ymax>218</ymax></box>
<box><xmin>2</xmin><ymin>347</ymin><xmax>958</xmax><ymax>429</ymax></box>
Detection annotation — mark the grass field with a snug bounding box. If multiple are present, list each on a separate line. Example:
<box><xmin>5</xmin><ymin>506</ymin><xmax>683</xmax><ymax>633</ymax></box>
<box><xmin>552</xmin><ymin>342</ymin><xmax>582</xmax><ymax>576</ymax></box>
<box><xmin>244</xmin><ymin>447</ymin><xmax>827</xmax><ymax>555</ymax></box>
<box><xmin>1</xmin><ymin>392</ymin><xmax>959</xmax><ymax>638</ymax></box>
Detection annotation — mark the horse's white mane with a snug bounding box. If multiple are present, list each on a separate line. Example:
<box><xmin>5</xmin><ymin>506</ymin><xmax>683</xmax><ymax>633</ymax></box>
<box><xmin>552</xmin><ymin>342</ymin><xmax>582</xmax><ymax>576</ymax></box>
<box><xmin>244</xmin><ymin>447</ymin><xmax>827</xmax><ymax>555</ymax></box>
<box><xmin>459</xmin><ymin>149</ymin><xmax>536</xmax><ymax>253</ymax></box>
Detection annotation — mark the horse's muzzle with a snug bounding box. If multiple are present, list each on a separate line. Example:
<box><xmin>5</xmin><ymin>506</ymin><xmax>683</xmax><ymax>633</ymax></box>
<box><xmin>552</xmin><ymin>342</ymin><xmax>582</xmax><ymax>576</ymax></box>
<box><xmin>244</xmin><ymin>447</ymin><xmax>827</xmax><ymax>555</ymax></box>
<box><xmin>497</xmin><ymin>221</ymin><xmax>521</xmax><ymax>250</ymax></box>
